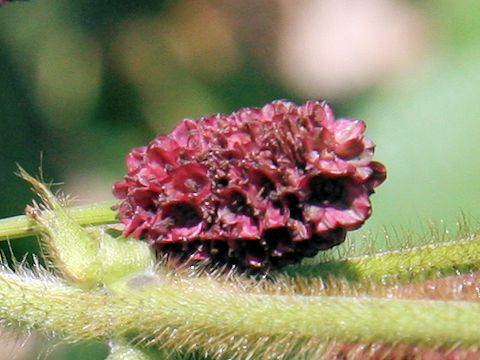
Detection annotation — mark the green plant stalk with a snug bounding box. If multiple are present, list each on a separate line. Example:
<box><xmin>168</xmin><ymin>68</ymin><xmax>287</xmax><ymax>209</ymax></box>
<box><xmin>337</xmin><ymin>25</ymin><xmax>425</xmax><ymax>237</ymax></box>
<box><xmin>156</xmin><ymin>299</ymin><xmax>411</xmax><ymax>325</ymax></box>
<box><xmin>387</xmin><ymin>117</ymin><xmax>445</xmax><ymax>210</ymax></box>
<box><xmin>0</xmin><ymin>269</ymin><xmax>479</xmax><ymax>357</ymax></box>
<box><xmin>121</xmin><ymin>281</ymin><xmax>480</xmax><ymax>348</ymax></box>
<box><xmin>0</xmin><ymin>201</ymin><xmax>117</xmax><ymax>241</ymax></box>
<box><xmin>289</xmin><ymin>236</ymin><xmax>480</xmax><ymax>283</ymax></box>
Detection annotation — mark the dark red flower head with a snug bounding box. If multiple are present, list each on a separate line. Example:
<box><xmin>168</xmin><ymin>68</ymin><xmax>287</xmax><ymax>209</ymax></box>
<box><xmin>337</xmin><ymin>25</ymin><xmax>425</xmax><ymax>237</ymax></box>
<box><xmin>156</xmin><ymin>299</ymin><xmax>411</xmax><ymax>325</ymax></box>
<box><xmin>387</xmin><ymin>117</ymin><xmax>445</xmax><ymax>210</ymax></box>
<box><xmin>113</xmin><ymin>100</ymin><xmax>386</xmax><ymax>270</ymax></box>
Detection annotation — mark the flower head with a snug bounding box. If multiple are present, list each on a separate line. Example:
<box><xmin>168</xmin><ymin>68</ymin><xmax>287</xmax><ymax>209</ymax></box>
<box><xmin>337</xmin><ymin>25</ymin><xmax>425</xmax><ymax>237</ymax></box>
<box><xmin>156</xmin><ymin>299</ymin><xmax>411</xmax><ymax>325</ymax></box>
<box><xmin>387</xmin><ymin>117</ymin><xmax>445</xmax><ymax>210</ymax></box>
<box><xmin>113</xmin><ymin>100</ymin><xmax>386</xmax><ymax>269</ymax></box>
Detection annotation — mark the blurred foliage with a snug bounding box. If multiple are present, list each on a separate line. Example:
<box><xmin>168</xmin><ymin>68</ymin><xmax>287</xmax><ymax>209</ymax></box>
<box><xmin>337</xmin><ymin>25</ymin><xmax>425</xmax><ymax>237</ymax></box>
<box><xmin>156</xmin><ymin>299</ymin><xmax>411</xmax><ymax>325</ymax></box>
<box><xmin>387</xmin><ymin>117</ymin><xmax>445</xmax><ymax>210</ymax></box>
<box><xmin>0</xmin><ymin>0</ymin><xmax>480</xmax><ymax>358</ymax></box>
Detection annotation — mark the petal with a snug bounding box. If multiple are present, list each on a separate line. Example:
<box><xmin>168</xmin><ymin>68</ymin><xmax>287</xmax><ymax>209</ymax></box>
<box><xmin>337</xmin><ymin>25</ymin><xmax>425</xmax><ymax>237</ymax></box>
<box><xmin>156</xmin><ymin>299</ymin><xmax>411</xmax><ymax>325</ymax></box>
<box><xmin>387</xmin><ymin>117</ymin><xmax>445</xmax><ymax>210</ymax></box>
<box><xmin>334</xmin><ymin>119</ymin><xmax>367</xmax><ymax>159</ymax></box>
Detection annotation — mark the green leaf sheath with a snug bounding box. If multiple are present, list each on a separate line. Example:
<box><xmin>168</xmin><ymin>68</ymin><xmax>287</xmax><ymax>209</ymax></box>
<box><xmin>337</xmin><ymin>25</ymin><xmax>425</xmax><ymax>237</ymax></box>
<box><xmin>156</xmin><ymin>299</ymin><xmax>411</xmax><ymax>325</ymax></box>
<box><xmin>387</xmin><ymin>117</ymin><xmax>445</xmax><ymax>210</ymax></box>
<box><xmin>0</xmin><ymin>201</ymin><xmax>117</xmax><ymax>241</ymax></box>
<box><xmin>0</xmin><ymin>270</ymin><xmax>479</xmax><ymax>355</ymax></box>
<box><xmin>9</xmin><ymin>173</ymin><xmax>154</xmax><ymax>288</ymax></box>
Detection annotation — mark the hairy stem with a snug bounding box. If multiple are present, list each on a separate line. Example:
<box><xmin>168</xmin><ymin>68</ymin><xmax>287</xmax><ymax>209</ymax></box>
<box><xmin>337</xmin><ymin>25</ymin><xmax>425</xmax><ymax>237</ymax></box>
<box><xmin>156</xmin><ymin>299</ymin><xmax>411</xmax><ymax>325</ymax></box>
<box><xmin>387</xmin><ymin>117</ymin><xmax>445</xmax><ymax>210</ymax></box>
<box><xmin>0</xmin><ymin>269</ymin><xmax>479</xmax><ymax>359</ymax></box>
<box><xmin>286</xmin><ymin>235</ymin><xmax>480</xmax><ymax>283</ymax></box>
<box><xmin>0</xmin><ymin>201</ymin><xmax>117</xmax><ymax>241</ymax></box>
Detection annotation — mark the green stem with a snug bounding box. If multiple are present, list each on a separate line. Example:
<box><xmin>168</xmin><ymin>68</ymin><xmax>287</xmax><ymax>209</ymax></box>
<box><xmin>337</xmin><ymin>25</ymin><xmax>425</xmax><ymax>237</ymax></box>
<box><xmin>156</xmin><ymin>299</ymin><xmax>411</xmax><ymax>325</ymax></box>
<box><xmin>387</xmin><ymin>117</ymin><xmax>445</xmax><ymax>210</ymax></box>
<box><xmin>0</xmin><ymin>270</ymin><xmax>479</xmax><ymax>359</ymax></box>
<box><xmin>286</xmin><ymin>235</ymin><xmax>480</xmax><ymax>283</ymax></box>
<box><xmin>0</xmin><ymin>201</ymin><xmax>117</xmax><ymax>241</ymax></box>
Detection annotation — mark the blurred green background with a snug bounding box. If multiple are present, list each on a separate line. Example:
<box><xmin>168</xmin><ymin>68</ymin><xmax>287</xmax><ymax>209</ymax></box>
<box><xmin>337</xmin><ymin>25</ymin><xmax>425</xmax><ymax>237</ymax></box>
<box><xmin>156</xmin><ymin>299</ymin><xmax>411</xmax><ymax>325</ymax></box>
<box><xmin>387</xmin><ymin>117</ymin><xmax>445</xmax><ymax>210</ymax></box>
<box><xmin>1</xmin><ymin>0</ymin><xmax>480</xmax><ymax>358</ymax></box>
